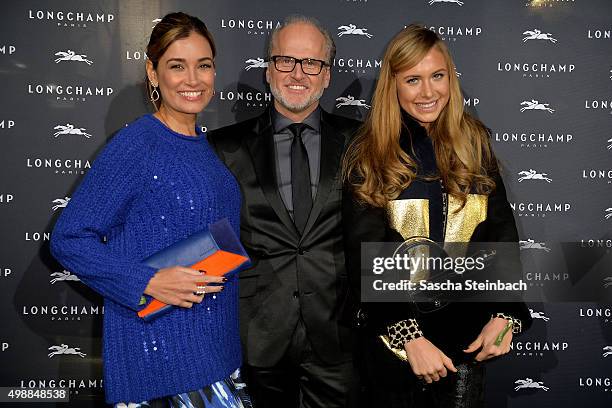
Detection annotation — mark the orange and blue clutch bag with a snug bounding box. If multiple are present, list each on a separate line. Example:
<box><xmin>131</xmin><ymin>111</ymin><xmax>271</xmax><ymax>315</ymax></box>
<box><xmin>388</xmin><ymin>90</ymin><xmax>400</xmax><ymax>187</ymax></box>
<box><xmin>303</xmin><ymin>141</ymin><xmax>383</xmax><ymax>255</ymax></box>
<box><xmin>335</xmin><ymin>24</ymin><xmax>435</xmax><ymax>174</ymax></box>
<box><xmin>137</xmin><ymin>218</ymin><xmax>250</xmax><ymax>321</ymax></box>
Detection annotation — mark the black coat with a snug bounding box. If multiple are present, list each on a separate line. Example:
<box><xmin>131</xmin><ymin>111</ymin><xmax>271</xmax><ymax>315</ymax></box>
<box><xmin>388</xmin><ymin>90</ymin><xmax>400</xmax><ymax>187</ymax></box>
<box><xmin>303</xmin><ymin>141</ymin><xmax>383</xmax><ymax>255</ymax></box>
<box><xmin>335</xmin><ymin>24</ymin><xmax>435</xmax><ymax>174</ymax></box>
<box><xmin>343</xmin><ymin>114</ymin><xmax>532</xmax><ymax>375</ymax></box>
<box><xmin>208</xmin><ymin>108</ymin><xmax>360</xmax><ymax>366</ymax></box>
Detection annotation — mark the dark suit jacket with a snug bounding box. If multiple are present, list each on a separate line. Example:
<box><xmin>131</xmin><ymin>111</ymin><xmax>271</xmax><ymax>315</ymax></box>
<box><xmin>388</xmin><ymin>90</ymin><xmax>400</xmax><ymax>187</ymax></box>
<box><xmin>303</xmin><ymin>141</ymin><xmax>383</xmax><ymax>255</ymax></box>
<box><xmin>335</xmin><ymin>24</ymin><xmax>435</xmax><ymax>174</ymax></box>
<box><xmin>208</xmin><ymin>108</ymin><xmax>360</xmax><ymax>367</ymax></box>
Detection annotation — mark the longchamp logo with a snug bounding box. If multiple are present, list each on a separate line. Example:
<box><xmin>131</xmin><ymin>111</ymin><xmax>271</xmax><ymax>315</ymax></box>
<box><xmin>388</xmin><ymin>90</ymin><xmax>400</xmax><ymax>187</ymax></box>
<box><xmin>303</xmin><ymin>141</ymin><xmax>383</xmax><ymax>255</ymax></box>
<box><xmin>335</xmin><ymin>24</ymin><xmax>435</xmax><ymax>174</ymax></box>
<box><xmin>25</xmin><ymin>232</ymin><xmax>50</xmax><ymax>242</ymax></box>
<box><xmin>0</xmin><ymin>193</ymin><xmax>14</xmax><ymax>204</ymax></box>
<box><xmin>244</xmin><ymin>58</ymin><xmax>268</xmax><ymax>71</ymax></box>
<box><xmin>21</xmin><ymin>305</ymin><xmax>104</xmax><ymax>321</ymax></box>
<box><xmin>587</xmin><ymin>28</ymin><xmax>611</xmax><ymax>39</ymax></box>
<box><xmin>429</xmin><ymin>0</ymin><xmax>464</xmax><ymax>6</ymax></box>
<box><xmin>0</xmin><ymin>45</ymin><xmax>16</xmax><ymax>55</ymax></box>
<box><xmin>523</xmin><ymin>29</ymin><xmax>557</xmax><ymax>43</ymax></box>
<box><xmin>578</xmin><ymin>377</ymin><xmax>612</xmax><ymax>392</ymax></box>
<box><xmin>607</xmin><ymin>137</ymin><xmax>612</xmax><ymax>150</ymax></box>
<box><xmin>604</xmin><ymin>277</ymin><xmax>612</xmax><ymax>289</ymax></box>
<box><xmin>28</xmin><ymin>9</ymin><xmax>115</xmax><ymax>28</ymax></box>
<box><xmin>152</xmin><ymin>18</ymin><xmax>161</xmax><ymax>28</ymax></box>
<box><xmin>520</xmin><ymin>239</ymin><xmax>551</xmax><ymax>252</ymax></box>
<box><xmin>217</xmin><ymin>90</ymin><xmax>271</xmax><ymax>108</ymax></box>
<box><xmin>581</xmin><ymin>169</ymin><xmax>612</xmax><ymax>184</ymax></box>
<box><xmin>26</xmin><ymin>157</ymin><xmax>91</xmax><ymax>176</ymax></box>
<box><xmin>524</xmin><ymin>271</ymin><xmax>569</xmax><ymax>287</ymax></box>
<box><xmin>604</xmin><ymin>346</ymin><xmax>612</xmax><ymax>357</ymax></box>
<box><xmin>50</xmin><ymin>270</ymin><xmax>80</xmax><ymax>284</ymax></box>
<box><xmin>126</xmin><ymin>50</ymin><xmax>147</xmax><ymax>61</ymax></box>
<box><xmin>510</xmin><ymin>201</ymin><xmax>571</xmax><ymax>217</ymax></box>
<box><xmin>27</xmin><ymin>83</ymin><xmax>113</xmax><ymax>102</ymax></box>
<box><xmin>510</xmin><ymin>341</ymin><xmax>567</xmax><ymax>357</ymax></box>
<box><xmin>518</xmin><ymin>169</ymin><xmax>552</xmax><ymax>183</ymax></box>
<box><xmin>494</xmin><ymin>130</ymin><xmax>573</xmax><ymax>149</ymax></box>
<box><xmin>20</xmin><ymin>378</ymin><xmax>103</xmax><ymax>396</ymax></box>
<box><xmin>53</xmin><ymin>124</ymin><xmax>92</xmax><ymax>138</ymax></box>
<box><xmin>423</xmin><ymin>26</ymin><xmax>482</xmax><ymax>42</ymax></box>
<box><xmin>520</xmin><ymin>99</ymin><xmax>555</xmax><ymax>113</ymax></box>
<box><xmin>0</xmin><ymin>119</ymin><xmax>15</xmax><ymax>129</ymax></box>
<box><xmin>497</xmin><ymin>62</ymin><xmax>574</xmax><ymax>79</ymax></box>
<box><xmin>333</xmin><ymin>56</ymin><xmax>381</xmax><ymax>74</ymax></box>
<box><xmin>530</xmin><ymin>308</ymin><xmax>551</xmax><ymax>321</ymax></box>
<box><xmin>52</xmin><ymin>197</ymin><xmax>71</xmax><ymax>211</ymax></box>
<box><xmin>219</xmin><ymin>18</ymin><xmax>282</xmax><ymax>35</ymax></box>
<box><xmin>584</xmin><ymin>98</ymin><xmax>612</xmax><ymax>112</ymax></box>
<box><xmin>606</xmin><ymin>208</ymin><xmax>612</xmax><ymax>219</ymax></box>
<box><xmin>48</xmin><ymin>344</ymin><xmax>86</xmax><ymax>358</ymax></box>
<box><xmin>54</xmin><ymin>50</ymin><xmax>93</xmax><ymax>65</ymax></box>
<box><xmin>514</xmin><ymin>378</ymin><xmax>549</xmax><ymax>391</ymax></box>
<box><xmin>579</xmin><ymin>307</ymin><xmax>611</xmax><ymax>324</ymax></box>
<box><xmin>335</xmin><ymin>95</ymin><xmax>371</xmax><ymax>109</ymax></box>
<box><xmin>337</xmin><ymin>24</ymin><xmax>373</xmax><ymax>38</ymax></box>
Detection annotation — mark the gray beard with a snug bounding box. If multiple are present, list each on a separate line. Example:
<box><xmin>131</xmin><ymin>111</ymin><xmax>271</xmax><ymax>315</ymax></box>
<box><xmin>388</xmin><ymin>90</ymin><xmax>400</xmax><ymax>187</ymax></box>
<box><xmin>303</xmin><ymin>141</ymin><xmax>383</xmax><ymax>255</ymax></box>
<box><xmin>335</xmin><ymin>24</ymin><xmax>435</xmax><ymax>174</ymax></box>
<box><xmin>269</xmin><ymin>83</ymin><xmax>324</xmax><ymax>113</ymax></box>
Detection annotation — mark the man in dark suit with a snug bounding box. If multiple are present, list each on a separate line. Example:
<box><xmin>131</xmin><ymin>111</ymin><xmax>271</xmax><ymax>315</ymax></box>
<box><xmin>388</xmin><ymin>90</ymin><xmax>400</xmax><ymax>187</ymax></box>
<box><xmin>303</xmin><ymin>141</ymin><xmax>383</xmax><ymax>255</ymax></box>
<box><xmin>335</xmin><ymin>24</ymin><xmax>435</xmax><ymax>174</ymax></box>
<box><xmin>208</xmin><ymin>14</ymin><xmax>360</xmax><ymax>408</ymax></box>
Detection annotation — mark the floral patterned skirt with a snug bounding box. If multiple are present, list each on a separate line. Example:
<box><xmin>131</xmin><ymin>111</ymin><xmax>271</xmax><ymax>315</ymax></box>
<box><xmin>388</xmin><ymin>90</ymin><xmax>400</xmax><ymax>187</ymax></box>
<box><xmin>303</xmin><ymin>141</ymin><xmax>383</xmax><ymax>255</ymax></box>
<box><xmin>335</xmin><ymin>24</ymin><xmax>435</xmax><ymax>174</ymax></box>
<box><xmin>114</xmin><ymin>369</ymin><xmax>252</xmax><ymax>408</ymax></box>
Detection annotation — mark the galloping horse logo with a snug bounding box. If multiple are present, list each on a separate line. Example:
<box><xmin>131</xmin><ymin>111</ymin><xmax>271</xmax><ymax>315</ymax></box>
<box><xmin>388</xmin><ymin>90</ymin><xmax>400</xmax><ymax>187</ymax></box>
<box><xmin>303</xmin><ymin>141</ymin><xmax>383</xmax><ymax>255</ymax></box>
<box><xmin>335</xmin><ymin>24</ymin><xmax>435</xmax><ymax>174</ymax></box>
<box><xmin>603</xmin><ymin>346</ymin><xmax>612</xmax><ymax>357</ymax></box>
<box><xmin>152</xmin><ymin>18</ymin><xmax>162</xmax><ymax>28</ymax></box>
<box><xmin>529</xmin><ymin>308</ymin><xmax>551</xmax><ymax>321</ymax></box>
<box><xmin>523</xmin><ymin>29</ymin><xmax>558</xmax><ymax>43</ymax></box>
<box><xmin>605</xmin><ymin>208</ymin><xmax>612</xmax><ymax>219</ymax></box>
<box><xmin>518</xmin><ymin>169</ymin><xmax>552</xmax><ymax>183</ymax></box>
<box><xmin>514</xmin><ymin>378</ymin><xmax>549</xmax><ymax>391</ymax></box>
<box><xmin>51</xmin><ymin>197</ymin><xmax>71</xmax><ymax>211</ymax></box>
<box><xmin>337</xmin><ymin>24</ymin><xmax>373</xmax><ymax>38</ymax></box>
<box><xmin>520</xmin><ymin>239</ymin><xmax>551</xmax><ymax>252</ymax></box>
<box><xmin>335</xmin><ymin>95</ymin><xmax>371</xmax><ymax>109</ymax></box>
<box><xmin>520</xmin><ymin>100</ymin><xmax>555</xmax><ymax>113</ymax></box>
<box><xmin>429</xmin><ymin>0</ymin><xmax>465</xmax><ymax>5</ymax></box>
<box><xmin>49</xmin><ymin>270</ymin><xmax>80</xmax><ymax>284</ymax></box>
<box><xmin>54</xmin><ymin>50</ymin><xmax>93</xmax><ymax>65</ymax></box>
<box><xmin>244</xmin><ymin>58</ymin><xmax>268</xmax><ymax>71</ymax></box>
<box><xmin>607</xmin><ymin>138</ymin><xmax>611</xmax><ymax>150</ymax></box>
<box><xmin>53</xmin><ymin>124</ymin><xmax>92</xmax><ymax>138</ymax></box>
<box><xmin>604</xmin><ymin>277</ymin><xmax>612</xmax><ymax>288</ymax></box>
<box><xmin>48</xmin><ymin>344</ymin><xmax>86</xmax><ymax>358</ymax></box>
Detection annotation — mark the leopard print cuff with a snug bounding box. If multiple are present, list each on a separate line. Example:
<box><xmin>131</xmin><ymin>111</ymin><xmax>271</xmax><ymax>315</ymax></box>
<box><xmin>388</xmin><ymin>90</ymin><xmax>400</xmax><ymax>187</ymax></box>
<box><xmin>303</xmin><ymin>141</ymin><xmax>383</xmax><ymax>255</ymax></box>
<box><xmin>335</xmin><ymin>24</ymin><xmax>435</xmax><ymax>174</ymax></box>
<box><xmin>387</xmin><ymin>319</ymin><xmax>423</xmax><ymax>348</ymax></box>
<box><xmin>493</xmin><ymin>313</ymin><xmax>522</xmax><ymax>334</ymax></box>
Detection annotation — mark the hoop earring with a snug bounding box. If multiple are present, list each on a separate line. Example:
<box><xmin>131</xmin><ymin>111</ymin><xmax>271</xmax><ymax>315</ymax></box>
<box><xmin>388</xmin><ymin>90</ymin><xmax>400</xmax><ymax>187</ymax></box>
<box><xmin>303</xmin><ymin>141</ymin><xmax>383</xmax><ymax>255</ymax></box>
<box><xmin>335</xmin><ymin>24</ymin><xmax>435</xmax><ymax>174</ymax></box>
<box><xmin>150</xmin><ymin>85</ymin><xmax>160</xmax><ymax>102</ymax></box>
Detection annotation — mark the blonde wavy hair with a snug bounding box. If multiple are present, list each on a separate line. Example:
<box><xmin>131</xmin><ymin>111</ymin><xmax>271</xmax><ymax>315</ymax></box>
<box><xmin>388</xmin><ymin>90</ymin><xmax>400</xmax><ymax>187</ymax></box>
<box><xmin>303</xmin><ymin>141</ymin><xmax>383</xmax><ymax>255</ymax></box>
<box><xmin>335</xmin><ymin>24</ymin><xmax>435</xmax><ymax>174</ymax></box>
<box><xmin>343</xmin><ymin>24</ymin><xmax>497</xmax><ymax>208</ymax></box>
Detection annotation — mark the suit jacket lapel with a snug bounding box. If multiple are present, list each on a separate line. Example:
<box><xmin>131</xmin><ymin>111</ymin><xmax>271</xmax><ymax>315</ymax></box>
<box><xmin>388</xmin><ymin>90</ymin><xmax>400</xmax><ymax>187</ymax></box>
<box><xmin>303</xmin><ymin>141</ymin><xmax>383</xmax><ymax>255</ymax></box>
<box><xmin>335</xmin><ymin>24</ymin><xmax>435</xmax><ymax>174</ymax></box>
<box><xmin>246</xmin><ymin>110</ymin><xmax>299</xmax><ymax>236</ymax></box>
<box><xmin>301</xmin><ymin>110</ymin><xmax>345</xmax><ymax>238</ymax></box>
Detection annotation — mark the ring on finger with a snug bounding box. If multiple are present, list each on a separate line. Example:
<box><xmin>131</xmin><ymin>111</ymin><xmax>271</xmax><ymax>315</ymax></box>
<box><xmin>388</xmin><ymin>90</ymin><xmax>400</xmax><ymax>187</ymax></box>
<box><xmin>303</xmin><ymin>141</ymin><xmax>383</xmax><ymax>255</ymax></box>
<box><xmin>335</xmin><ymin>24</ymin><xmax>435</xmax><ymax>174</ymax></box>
<box><xmin>195</xmin><ymin>285</ymin><xmax>206</xmax><ymax>296</ymax></box>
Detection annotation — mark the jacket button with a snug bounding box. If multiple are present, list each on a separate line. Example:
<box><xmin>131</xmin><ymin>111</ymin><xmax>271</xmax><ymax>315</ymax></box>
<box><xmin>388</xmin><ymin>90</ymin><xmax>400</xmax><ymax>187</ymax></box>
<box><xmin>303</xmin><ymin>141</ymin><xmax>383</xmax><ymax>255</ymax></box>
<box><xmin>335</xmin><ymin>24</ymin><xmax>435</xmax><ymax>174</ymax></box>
<box><xmin>292</xmin><ymin>291</ymin><xmax>299</xmax><ymax>298</ymax></box>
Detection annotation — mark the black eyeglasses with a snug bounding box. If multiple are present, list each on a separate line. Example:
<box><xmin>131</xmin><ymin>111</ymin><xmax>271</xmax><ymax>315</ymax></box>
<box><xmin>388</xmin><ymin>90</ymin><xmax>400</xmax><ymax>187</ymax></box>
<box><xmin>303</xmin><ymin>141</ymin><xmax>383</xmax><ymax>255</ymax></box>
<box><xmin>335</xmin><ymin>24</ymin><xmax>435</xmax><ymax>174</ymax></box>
<box><xmin>270</xmin><ymin>55</ymin><xmax>329</xmax><ymax>76</ymax></box>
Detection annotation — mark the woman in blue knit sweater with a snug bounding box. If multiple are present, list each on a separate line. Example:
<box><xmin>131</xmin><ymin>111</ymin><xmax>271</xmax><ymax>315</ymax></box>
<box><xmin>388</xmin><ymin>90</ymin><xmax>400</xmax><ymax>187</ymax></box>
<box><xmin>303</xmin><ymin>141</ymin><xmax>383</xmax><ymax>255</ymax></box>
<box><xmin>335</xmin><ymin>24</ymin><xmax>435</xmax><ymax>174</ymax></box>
<box><xmin>51</xmin><ymin>13</ymin><xmax>249</xmax><ymax>407</ymax></box>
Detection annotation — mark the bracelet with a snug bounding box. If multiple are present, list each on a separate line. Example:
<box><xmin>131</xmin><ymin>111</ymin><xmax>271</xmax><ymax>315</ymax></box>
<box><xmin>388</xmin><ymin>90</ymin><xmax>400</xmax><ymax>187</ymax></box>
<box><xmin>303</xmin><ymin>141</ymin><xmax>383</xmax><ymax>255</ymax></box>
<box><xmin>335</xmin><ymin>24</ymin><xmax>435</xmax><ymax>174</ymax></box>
<box><xmin>493</xmin><ymin>312</ymin><xmax>522</xmax><ymax>334</ymax></box>
<box><xmin>387</xmin><ymin>319</ymin><xmax>423</xmax><ymax>349</ymax></box>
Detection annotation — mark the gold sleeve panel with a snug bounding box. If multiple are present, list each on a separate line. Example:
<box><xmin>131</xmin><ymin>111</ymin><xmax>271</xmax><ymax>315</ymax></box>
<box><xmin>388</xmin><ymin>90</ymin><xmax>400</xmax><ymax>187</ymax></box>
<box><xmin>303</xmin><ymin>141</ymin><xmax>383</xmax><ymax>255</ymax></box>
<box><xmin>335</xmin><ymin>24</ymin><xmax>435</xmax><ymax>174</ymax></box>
<box><xmin>386</xmin><ymin>199</ymin><xmax>430</xmax><ymax>240</ymax></box>
<box><xmin>445</xmin><ymin>194</ymin><xmax>488</xmax><ymax>243</ymax></box>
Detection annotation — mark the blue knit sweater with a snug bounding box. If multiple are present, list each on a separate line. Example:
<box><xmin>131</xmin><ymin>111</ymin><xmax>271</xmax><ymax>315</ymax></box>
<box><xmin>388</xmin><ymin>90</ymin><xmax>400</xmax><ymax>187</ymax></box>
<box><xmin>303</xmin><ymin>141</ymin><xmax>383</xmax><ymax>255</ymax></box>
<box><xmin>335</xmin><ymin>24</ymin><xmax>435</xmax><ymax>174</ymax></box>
<box><xmin>51</xmin><ymin>114</ymin><xmax>242</xmax><ymax>403</ymax></box>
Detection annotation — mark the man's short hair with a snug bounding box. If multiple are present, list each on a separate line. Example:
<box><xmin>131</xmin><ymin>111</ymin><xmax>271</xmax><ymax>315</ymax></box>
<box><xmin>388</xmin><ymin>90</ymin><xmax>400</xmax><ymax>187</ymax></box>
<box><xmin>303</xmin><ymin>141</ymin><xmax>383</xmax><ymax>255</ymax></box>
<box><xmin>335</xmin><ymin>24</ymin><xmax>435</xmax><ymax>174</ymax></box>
<box><xmin>267</xmin><ymin>15</ymin><xmax>336</xmax><ymax>64</ymax></box>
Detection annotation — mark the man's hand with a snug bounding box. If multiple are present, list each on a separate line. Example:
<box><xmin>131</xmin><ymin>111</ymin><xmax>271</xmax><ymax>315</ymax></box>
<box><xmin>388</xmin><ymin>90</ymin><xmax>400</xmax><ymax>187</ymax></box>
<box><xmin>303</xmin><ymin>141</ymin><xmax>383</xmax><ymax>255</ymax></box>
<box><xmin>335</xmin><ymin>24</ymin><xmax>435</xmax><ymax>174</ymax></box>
<box><xmin>404</xmin><ymin>337</ymin><xmax>457</xmax><ymax>383</ymax></box>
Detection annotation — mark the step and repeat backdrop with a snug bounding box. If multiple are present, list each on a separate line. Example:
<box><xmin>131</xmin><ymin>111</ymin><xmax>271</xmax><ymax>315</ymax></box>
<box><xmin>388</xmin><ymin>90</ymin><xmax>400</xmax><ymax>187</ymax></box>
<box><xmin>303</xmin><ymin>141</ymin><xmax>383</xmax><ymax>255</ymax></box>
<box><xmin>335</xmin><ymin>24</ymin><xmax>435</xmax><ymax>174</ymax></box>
<box><xmin>1</xmin><ymin>0</ymin><xmax>611</xmax><ymax>406</ymax></box>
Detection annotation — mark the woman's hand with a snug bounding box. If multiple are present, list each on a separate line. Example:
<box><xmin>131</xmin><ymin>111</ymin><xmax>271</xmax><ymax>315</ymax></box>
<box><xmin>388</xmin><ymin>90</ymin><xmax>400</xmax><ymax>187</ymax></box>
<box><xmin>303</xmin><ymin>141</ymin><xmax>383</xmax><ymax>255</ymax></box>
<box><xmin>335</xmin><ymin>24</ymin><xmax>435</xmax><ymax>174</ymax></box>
<box><xmin>463</xmin><ymin>317</ymin><xmax>513</xmax><ymax>361</ymax></box>
<box><xmin>143</xmin><ymin>266</ymin><xmax>225</xmax><ymax>308</ymax></box>
<box><xmin>404</xmin><ymin>336</ymin><xmax>457</xmax><ymax>383</ymax></box>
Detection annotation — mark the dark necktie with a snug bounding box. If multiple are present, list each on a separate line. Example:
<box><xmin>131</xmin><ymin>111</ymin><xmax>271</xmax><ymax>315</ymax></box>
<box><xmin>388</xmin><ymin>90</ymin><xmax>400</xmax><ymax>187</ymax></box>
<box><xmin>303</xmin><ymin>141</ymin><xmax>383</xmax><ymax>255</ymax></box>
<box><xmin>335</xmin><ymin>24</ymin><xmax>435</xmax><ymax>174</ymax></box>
<box><xmin>288</xmin><ymin>123</ymin><xmax>312</xmax><ymax>233</ymax></box>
